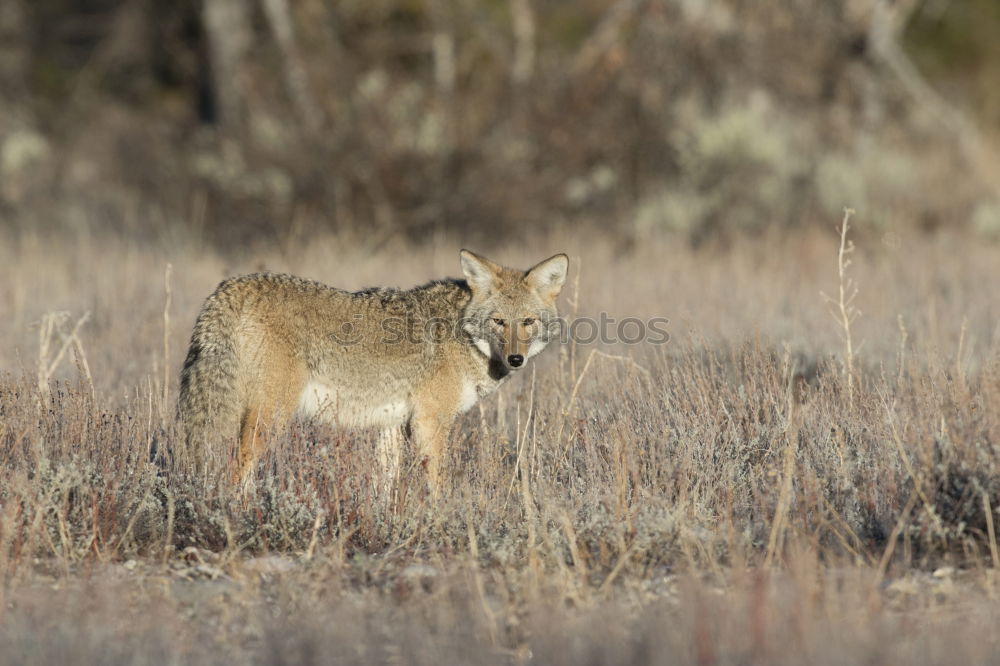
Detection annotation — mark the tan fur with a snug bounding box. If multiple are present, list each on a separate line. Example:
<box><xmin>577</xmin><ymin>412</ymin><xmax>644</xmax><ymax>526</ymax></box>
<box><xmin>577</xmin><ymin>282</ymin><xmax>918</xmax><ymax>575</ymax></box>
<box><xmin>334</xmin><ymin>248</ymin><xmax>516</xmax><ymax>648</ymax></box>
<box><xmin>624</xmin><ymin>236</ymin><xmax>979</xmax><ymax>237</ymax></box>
<box><xmin>177</xmin><ymin>250</ymin><xmax>568</xmax><ymax>498</ymax></box>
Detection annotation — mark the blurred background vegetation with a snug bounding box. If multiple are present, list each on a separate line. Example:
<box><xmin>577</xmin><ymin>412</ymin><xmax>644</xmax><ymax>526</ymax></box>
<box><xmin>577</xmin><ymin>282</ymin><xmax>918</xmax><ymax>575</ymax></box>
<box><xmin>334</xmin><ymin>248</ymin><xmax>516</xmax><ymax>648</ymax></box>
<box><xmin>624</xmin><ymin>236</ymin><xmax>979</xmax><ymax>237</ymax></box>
<box><xmin>1</xmin><ymin>0</ymin><xmax>999</xmax><ymax>250</ymax></box>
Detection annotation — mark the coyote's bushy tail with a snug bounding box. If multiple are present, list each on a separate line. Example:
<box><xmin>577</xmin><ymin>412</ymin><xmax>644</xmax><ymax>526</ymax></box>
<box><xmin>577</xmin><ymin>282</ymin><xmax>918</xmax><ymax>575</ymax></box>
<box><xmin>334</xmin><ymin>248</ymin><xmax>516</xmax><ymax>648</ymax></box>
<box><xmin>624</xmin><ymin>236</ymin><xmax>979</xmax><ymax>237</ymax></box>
<box><xmin>176</xmin><ymin>283</ymin><xmax>243</xmax><ymax>473</ymax></box>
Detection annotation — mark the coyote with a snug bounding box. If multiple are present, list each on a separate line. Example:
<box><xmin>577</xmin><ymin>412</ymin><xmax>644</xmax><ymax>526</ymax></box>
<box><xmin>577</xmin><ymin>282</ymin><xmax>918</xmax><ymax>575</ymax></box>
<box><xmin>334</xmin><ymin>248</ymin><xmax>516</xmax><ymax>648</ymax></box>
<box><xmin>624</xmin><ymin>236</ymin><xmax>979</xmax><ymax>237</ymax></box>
<box><xmin>177</xmin><ymin>250</ymin><xmax>568</xmax><ymax>496</ymax></box>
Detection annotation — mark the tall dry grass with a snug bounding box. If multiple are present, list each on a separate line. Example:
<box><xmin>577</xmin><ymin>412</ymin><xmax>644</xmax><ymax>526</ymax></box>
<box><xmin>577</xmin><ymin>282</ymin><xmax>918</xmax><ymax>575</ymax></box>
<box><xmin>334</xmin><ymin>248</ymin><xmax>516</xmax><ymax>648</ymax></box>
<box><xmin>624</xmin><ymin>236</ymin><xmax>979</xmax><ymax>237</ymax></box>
<box><xmin>1</xmin><ymin>224</ymin><xmax>999</xmax><ymax>663</ymax></box>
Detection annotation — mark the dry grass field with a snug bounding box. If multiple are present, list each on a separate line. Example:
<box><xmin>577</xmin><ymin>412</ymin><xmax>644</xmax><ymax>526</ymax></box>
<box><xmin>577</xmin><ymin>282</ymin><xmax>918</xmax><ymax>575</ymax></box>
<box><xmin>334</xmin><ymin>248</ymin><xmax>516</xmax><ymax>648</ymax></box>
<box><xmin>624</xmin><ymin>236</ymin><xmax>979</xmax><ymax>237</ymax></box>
<box><xmin>1</xmin><ymin>221</ymin><xmax>999</xmax><ymax>664</ymax></box>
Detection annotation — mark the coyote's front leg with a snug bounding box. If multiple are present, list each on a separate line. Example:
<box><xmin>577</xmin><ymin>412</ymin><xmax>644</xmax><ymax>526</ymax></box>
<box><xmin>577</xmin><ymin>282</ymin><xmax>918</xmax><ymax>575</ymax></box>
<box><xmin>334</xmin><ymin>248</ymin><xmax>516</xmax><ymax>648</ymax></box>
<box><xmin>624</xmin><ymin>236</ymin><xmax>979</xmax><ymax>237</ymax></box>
<box><xmin>376</xmin><ymin>426</ymin><xmax>403</xmax><ymax>504</ymax></box>
<box><xmin>410</xmin><ymin>400</ymin><xmax>457</xmax><ymax>499</ymax></box>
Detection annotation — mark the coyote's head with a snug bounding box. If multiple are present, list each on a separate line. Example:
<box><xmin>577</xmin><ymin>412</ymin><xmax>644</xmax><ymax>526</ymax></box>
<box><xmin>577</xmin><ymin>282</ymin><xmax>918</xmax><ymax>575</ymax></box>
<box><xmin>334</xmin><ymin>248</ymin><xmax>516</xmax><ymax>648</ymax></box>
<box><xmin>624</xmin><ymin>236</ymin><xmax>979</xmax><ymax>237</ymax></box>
<box><xmin>460</xmin><ymin>249</ymin><xmax>569</xmax><ymax>372</ymax></box>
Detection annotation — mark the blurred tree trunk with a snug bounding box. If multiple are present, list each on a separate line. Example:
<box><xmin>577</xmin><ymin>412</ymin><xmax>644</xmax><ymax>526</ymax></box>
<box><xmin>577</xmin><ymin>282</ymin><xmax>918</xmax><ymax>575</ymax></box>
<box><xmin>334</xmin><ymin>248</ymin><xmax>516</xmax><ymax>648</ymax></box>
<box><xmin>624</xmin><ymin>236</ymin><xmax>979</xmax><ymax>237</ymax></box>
<box><xmin>510</xmin><ymin>0</ymin><xmax>535</xmax><ymax>86</ymax></box>
<box><xmin>201</xmin><ymin>0</ymin><xmax>253</xmax><ymax>130</ymax></box>
<box><xmin>0</xmin><ymin>0</ymin><xmax>49</xmax><ymax>209</ymax></box>
<box><xmin>0</xmin><ymin>0</ymin><xmax>29</xmax><ymax>113</ymax></box>
<box><xmin>870</xmin><ymin>0</ymin><xmax>1000</xmax><ymax>194</ymax></box>
<box><xmin>572</xmin><ymin>0</ymin><xmax>643</xmax><ymax>76</ymax></box>
<box><xmin>261</xmin><ymin>0</ymin><xmax>323</xmax><ymax>134</ymax></box>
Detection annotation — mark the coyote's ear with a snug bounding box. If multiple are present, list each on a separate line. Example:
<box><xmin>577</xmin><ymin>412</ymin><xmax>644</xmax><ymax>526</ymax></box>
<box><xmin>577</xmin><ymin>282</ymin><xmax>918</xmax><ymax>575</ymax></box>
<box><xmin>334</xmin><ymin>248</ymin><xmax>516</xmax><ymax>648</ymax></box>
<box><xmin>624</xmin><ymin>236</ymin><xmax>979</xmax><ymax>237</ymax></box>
<box><xmin>525</xmin><ymin>253</ymin><xmax>569</xmax><ymax>301</ymax></box>
<box><xmin>460</xmin><ymin>249</ymin><xmax>501</xmax><ymax>294</ymax></box>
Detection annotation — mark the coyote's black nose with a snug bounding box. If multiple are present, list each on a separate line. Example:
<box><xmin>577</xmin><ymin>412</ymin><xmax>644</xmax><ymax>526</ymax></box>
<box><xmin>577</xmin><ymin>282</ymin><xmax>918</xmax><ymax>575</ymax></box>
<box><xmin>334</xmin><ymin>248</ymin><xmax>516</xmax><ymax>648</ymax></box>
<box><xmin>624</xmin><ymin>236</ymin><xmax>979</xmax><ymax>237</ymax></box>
<box><xmin>508</xmin><ymin>354</ymin><xmax>524</xmax><ymax>368</ymax></box>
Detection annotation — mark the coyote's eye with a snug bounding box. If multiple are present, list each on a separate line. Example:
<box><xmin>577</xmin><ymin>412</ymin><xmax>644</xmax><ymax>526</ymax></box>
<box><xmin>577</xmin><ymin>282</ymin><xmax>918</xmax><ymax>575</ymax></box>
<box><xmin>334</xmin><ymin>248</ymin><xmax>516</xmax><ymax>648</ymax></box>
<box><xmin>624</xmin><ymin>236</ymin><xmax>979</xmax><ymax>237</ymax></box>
<box><xmin>492</xmin><ymin>318</ymin><xmax>506</xmax><ymax>327</ymax></box>
<box><xmin>522</xmin><ymin>318</ymin><xmax>536</xmax><ymax>326</ymax></box>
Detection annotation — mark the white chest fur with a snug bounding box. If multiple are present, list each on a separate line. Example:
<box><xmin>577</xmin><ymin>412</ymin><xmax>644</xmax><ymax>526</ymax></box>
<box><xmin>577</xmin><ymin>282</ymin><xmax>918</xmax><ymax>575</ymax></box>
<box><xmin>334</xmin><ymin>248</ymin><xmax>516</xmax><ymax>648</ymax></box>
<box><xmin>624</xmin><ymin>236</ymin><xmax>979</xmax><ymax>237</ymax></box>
<box><xmin>456</xmin><ymin>380</ymin><xmax>480</xmax><ymax>414</ymax></box>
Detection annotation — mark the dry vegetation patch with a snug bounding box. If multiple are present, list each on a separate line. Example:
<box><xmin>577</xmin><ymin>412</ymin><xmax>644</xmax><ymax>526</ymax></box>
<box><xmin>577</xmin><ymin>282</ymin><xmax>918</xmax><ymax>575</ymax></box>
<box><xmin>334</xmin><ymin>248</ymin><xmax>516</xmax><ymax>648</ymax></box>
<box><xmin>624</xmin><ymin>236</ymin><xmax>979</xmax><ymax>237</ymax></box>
<box><xmin>1</xmin><ymin>227</ymin><xmax>999</xmax><ymax>663</ymax></box>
